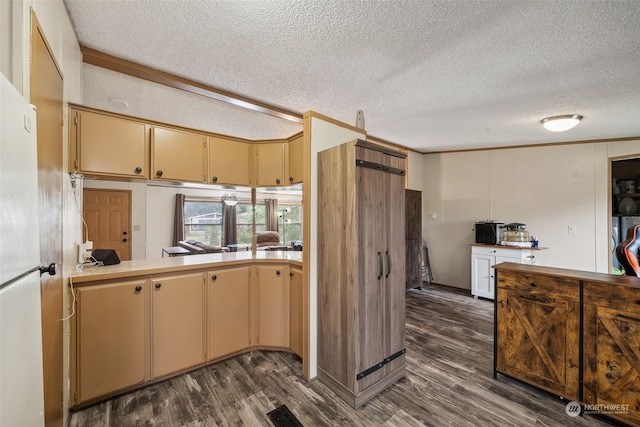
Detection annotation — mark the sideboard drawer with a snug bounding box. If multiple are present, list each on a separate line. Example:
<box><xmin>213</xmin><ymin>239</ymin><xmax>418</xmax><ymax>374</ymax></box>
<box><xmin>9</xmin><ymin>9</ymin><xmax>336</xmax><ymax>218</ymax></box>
<box><xmin>497</xmin><ymin>270</ymin><xmax>579</xmax><ymax>302</ymax></box>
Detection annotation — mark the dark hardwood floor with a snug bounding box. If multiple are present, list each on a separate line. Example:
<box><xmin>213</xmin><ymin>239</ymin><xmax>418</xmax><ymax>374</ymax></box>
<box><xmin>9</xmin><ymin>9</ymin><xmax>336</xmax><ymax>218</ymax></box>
<box><xmin>69</xmin><ymin>284</ymin><xmax>619</xmax><ymax>426</ymax></box>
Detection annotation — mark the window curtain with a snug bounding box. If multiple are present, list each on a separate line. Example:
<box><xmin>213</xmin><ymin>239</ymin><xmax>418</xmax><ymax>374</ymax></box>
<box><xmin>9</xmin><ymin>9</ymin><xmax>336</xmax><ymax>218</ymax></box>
<box><xmin>173</xmin><ymin>193</ymin><xmax>185</xmax><ymax>246</ymax></box>
<box><xmin>222</xmin><ymin>203</ymin><xmax>237</xmax><ymax>246</ymax></box>
<box><xmin>265</xmin><ymin>198</ymin><xmax>279</xmax><ymax>231</ymax></box>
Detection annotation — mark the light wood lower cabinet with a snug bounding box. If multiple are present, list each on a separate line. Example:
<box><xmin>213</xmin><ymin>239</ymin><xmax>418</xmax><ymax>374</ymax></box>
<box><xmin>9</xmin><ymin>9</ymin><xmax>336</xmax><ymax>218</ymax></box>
<box><xmin>289</xmin><ymin>267</ymin><xmax>303</xmax><ymax>357</ymax></box>
<box><xmin>257</xmin><ymin>265</ymin><xmax>289</xmax><ymax>347</ymax></box>
<box><xmin>75</xmin><ymin>280</ymin><xmax>148</xmax><ymax>403</ymax></box>
<box><xmin>151</xmin><ymin>273</ymin><xmax>205</xmax><ymax>378</ymax></box>
<box><xmin>208</xmin><ymin>267</ymin><xmax>251</xmax><ymax>360</ymax></box>
<box><xmin>71</xmin><ymin>262</ymin><xmax>299</xmax><ymax>408</ymax></box>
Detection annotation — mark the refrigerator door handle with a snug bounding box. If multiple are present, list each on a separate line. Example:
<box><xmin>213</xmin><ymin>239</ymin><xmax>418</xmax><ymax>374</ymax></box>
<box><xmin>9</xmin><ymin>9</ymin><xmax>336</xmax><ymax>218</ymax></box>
<box><xmin>38</xmin><ymin>263</ymin><xmax>57</xmax><ymax>276</ymax></box>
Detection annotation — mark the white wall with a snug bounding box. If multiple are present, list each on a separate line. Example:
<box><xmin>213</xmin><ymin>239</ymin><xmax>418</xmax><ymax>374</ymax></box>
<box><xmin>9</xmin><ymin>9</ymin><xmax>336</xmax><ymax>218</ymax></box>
<box><xmin>423</xmin><ymin>139</ymin><xmax>640</xmax><ymax>290</ymax></box>
<box><xmin>307</xmin><ymin>114</ymin><xmax>365</xmax><ymax>379</ymax></box>
<box><xmin>406</xmin><ymin>150</ymin><xmax>424</xmax><ymax>191</ymax></box>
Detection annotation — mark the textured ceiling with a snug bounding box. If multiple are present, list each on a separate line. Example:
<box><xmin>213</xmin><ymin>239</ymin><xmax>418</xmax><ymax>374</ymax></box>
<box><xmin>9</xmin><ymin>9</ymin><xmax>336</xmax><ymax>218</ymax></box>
<box><xmin>63</xmin><ymin>0</ymin><xmax>640</xmax><ymax>152</ymax></box>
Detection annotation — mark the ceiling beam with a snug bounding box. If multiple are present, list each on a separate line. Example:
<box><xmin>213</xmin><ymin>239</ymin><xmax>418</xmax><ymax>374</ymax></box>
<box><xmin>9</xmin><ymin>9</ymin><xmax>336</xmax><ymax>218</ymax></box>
<box><xmin>80</xmin><ymin>46</ymin><xmax>304</xmax><ymax>124</ymax></box>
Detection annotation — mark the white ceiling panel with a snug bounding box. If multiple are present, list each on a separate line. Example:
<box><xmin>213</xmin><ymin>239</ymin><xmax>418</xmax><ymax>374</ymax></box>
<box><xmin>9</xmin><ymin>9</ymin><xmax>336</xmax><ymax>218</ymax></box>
<box><xmin>63</xmin><ymin>0</ymin><xmax>640</xmax><ymax>152</ymax></box>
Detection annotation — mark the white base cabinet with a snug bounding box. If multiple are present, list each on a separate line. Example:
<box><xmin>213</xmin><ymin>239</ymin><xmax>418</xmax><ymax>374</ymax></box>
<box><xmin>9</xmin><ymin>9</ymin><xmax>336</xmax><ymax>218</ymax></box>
<box><xmin>471</xmin><ymin>245</ymin><xmax>534</xmax><ymax>299</ymax></box>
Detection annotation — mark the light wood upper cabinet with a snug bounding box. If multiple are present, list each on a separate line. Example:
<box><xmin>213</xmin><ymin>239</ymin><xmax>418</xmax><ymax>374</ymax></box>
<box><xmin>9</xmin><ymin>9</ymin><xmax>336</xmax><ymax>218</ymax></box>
<box><xmin>70</xmin><ymin>108</ymin><xmax>148</xmax><ymax>178</ymax></box>
<box><xmin>257</xmin><ymin>265</ymin><xmax>289</xmax><ymax>347</ymax></box>
<box><xmin>209</xmin><ymin>136</ymin><xmax>252</xmax><ymax>186</ymax></box>
<box><xmin>151</xmin><ymin>126</ymin><xmax>207</xmax><ymax>183</ymax></box>
<box><xmin>151</xmin><ymin>272</ymin><xmax>205</xmax><ymax>378</ymax></box>
<box><xmin>208</xmin><ymin>267</ymin><xmax>251</xmax><ymax>360</ymax></box>
<box><xmin>74</xmin><ymin>280</ymin><xmax>148</xmax><ymax>404</ymax></box>
<box><xmin>68</xmin><ymin>107</ymin><xmax>306</xmax><ymax>187</ymax></box>
<box><xmin>254</xmin><ymin>141</ymin><xmax>288</xmax><ymax>187</ymax></box>
<box><xmin>288</xmin><ymin>134</ymin><xmax>303</xmax><ymax>184</ymax></box>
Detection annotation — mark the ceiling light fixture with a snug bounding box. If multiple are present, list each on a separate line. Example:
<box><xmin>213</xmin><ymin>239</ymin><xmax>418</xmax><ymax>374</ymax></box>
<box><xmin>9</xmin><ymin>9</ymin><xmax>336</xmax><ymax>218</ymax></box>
<box><xmin>108</xmin><ymin>97</ymin><xmax>129</xmax><ymax>110</ymax></box>
<box><xmin>540</xmin><ymin>114</ymin><xmax>583</xmax><ymax>132</ymax></box>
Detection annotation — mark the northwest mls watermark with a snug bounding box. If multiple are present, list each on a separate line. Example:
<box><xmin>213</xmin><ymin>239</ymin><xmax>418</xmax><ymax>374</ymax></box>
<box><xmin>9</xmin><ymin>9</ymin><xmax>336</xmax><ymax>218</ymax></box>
<box><xmin>566</xmin><ymin>401</ymin><xmax>630</xmax><ymax>417</ymax></box>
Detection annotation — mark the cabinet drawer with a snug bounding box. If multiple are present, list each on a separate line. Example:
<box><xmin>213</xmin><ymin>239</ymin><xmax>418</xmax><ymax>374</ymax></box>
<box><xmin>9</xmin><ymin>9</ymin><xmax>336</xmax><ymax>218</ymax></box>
<box><xmin>497</xmin><ymin>270</ymin><xmax>579</xmax><ymax>301</ymax></box>
<box><xmin>472</xmin><ymin>245</ymin><xmax>531</xmax><ymax>259</ymax></box>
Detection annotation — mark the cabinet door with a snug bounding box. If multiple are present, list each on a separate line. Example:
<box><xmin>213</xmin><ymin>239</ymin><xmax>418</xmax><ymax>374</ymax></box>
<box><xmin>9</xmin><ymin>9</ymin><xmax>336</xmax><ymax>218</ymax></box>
<box><xmin>383</xmin><ymin>155</ymin><xmax>407</xmax><ymax>376</ymax></box>
<box><xmin>77</xmin><ymin>280</ymin><xmax>147</xmax><ymax>402</ymax></box>
<box><xmin>355</xmin><ymin>160</ymin><xmax>387</xmax><ymax>390</ymax></box>
<box><xmin>255</xmin><ymin>142</ymin><xmax>287</xmax><ymax>186</ymax></box>
<box><xmin>208</xmin><ymin>267</ymin><xmax>250</xmax><ymax>360</ymax></box>
<box><xmin>583</xmin><ymin>282</ymin><xmax>640</xmax><ymax>426</ymax></box>
<box><xmin>496</xmin><ymin>271</ymin><xmax>580</xmax><ymax>400</ymax></box>
<box><xmin>72</xmin><ymin>109</ymin><xmax>148</xmax><ymax>178</ymax></box>
<box><xmin>288</xmin><ymin>135</ymin><xmax>303</xmax><ymax>184</ymax></box>
<box><xmin>209</xmin><ymin>136</ymin><xmax>252</xmax><ymax>186</ymax></box>
<box><xmin>257</xmin><ymin>265</ymin><xmax>288</xmax><ymax>347</ymax></box>
<box><xmin>151</xmin><ymin>273</ymin><xmax>205</xmax><ymax>378</ymax></box>
<box><xmin>471</xmin><ymin>254</ymin><xmax>494</xmax><ymax>299</ymax></box>
<box><xmin>151</xmin><ymin>126</ymin><xmax>207</xmax><ymax>183</ymax></box>
<box><xmin>289</xmin><ymin>267</ymin><xmax>303</xmax><ymax>357</ymax></box>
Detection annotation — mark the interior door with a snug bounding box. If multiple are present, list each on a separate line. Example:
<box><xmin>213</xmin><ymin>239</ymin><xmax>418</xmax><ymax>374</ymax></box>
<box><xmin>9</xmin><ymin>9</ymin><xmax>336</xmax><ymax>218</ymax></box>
<box><xmin>355</xmin><ymin>159</ymin><xmax>386</xmax><ymax>390</ymax></box>
<box><xmin>31</xmin><ymin>13</ymin><xmax>64</xmax><ymax>427</ymax></box>
<box><xmin>83</xmin><ymin>189</ymin><xmax>131</xmax><ymax>260</ymax></box>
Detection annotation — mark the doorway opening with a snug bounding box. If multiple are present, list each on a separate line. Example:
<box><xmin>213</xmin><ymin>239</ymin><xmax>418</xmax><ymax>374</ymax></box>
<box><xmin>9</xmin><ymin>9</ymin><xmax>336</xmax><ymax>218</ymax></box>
<box><xmin>610</xmin><ymin>157</ymin><xmax>640</xmax><ymax>273</ymax></box>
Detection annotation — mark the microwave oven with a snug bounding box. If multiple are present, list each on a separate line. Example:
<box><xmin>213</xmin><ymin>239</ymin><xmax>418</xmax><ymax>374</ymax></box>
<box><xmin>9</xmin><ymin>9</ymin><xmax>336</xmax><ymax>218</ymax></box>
<box><xmin>474</xmin><ymin>221</ymin><xmax>504</xmax><ymax>245</ymax></box>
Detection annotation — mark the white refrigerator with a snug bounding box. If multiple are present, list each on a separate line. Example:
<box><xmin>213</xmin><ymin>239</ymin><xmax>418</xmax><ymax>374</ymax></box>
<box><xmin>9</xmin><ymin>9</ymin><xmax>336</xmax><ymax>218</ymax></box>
<box><xmin>0</xmin><ymin>73</ymin><xmax>46</xmax><ymax>426</ymax></box>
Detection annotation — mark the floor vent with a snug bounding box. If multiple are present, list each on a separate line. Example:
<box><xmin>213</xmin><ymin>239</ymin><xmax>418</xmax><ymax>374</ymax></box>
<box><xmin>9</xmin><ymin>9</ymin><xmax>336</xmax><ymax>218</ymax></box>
<box><xmin>267</xmin><ymin>404</ymin><xmax>303</xmax><ymax>427</ymax></box>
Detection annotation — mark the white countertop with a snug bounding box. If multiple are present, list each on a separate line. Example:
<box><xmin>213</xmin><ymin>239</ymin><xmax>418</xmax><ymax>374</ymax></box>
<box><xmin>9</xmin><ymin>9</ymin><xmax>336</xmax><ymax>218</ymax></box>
<box><xmin>71</xmin><ymin>251</ymin><xmax>303</xmax><ymax>284</ymax></box>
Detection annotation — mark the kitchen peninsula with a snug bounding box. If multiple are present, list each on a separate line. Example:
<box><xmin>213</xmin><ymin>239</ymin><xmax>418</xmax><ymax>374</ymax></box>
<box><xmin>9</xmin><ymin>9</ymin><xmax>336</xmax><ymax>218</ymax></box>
<box><xmin>494</xmin><ymin>262</ymin><xmax>640</xmax><ymax>426</ymax></box>
<box><xmin>69</xmin><ymin>251</ymin><xmax>303</xmax><ymax>408</ymax></box>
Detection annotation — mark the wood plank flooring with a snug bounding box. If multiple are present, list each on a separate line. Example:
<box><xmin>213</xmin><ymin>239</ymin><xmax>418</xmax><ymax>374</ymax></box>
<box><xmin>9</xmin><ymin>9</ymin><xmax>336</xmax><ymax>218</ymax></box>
<box><xmin>69</xmin><ymin>284</ymin><xmax>619</xmax><ymax>426</ymax></box>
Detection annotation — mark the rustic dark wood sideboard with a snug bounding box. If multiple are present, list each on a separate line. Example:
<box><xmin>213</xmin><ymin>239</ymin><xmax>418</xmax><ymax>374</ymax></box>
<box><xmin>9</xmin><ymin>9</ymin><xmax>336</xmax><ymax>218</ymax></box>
<box><xmin>494</xmin><ymin>262</ymin><xmax>640</xmax><ymax>427</ymax></box>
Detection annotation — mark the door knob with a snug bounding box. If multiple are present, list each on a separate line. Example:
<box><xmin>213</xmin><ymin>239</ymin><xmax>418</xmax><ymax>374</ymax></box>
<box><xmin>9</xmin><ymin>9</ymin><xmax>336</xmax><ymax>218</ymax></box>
<box><xmin>122</xmin><ymin>238</ymin><xmax>128</xmax><ymax>242</ymax></box>
<box><xmin>134</xmin><ymin>167</ymin><xmax>142</xmax><ymax>174</ymax></box>
<box><xmin>156</xmin><ymin>170</ymin><xmax>163</xmax><ymax>177</ymax></box>
<box><xmin>39</xmin><ymin>263</ymin><xmax>57</xmax><ymax>276</ymax></box>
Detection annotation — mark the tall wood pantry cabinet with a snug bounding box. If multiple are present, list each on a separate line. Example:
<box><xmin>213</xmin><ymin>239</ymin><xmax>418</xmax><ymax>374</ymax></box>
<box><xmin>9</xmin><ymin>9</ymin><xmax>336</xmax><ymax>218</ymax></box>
<box><xmin>405</xmin><ymin>189</ymin><xmax>422</xmax><ymax>289</ymax></box>
<box><xmin>317</xmin><ymin>139</ymin><xmax>407</xmax><ymax>409</ymax></box>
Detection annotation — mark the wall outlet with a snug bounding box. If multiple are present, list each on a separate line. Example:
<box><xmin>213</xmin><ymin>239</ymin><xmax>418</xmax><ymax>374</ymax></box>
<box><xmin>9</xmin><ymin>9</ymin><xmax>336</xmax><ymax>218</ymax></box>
<box><xmin>78</xmin><ymin>241</ymin><xmax>93</xmax><ymax>263</ymax></box>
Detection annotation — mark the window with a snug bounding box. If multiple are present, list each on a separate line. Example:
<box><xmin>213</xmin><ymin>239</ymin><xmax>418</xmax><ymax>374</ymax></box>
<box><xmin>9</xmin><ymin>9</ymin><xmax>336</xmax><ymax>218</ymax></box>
<box><xmin>183</xmin><ymin>199</ymin><xmax>222</xmax><ymax>245</ymax></box>
<box><xmin>182</xmin><ymin>198</ymin><xmax>301</xmax><ymax>246</ymax></box>
<box><xmin>236</xmin><ymin>203</ymin><xmax>261</xmax><ymax>245</ymax></box>
<box><xmin>279</xmin><ymin>205</ymin><xmax>302</xmax><ymax>244</ymax></box>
